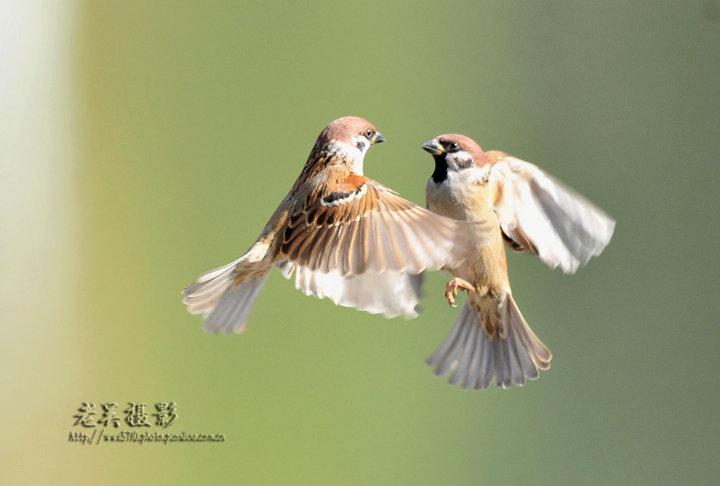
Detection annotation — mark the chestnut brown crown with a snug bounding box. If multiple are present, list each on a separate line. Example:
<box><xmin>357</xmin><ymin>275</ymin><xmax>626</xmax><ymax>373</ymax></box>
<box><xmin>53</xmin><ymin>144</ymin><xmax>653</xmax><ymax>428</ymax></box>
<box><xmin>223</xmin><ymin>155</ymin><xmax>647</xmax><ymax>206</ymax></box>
<box><xmin>435</xmin><ymin>134</ymin><xmax>487</xmax><ymax>166</ymax></box>
<box><xmin>317</xmin><ymin>116</ymin><xmax>384</xmax><ymax>147</ymax></box>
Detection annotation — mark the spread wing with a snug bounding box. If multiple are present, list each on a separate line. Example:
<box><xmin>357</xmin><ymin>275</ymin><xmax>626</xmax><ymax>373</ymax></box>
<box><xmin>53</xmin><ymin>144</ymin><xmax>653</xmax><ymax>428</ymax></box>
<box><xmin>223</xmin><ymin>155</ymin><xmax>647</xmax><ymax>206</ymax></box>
<box><xmin>183</xmin><ymin>168</ymin><xmax>480</xmax><ymax>334</ymax></box>
<box><xmin>280</xmin><ymin>176</ymin><xmax>475</xmax><ymax>276</ymax></box>
<box><xmin>489</xmin><ymin>154</ymin><xmax>615</xmax><ymax>274</ymax></box>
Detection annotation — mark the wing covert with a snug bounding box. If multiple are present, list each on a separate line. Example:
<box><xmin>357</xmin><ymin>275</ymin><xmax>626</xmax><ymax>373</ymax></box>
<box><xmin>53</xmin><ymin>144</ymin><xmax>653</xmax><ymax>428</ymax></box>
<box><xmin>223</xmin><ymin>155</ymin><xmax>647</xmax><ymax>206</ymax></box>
<box><xmin>280</xmin><ymin>179</ymin><xmax>475</xmax><ymax>276</ymax></box>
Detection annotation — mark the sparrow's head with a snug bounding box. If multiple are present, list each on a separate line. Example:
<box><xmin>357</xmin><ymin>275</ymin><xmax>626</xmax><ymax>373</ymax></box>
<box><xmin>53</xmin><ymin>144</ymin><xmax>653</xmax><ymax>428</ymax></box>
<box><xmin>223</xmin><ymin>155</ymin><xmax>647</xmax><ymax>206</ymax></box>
<box><xmin>421</xmin><ymin>134</ymin><xmax>488</xmax><ymax>184</ymax></box>
<box><xmin>313</xmin><ymin>116</ymin><xmax>385</xmax><ymax>175</ymax></box>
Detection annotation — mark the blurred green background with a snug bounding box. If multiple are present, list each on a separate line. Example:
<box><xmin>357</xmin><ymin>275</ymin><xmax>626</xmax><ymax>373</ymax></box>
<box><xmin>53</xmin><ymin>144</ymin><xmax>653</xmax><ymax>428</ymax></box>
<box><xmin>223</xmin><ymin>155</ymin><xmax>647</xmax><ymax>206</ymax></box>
<box><xmin>3</xmin><ymin>1</ymin><xmax>719</xmax><ymax>484</ymax></box>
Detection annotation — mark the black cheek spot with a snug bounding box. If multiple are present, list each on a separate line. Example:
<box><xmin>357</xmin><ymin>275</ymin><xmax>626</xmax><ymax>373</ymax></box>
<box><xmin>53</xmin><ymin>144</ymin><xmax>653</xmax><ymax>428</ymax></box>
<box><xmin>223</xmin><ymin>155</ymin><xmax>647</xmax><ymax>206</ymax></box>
<box><xmin>452</xmin><ymin>152</ymin><xmax>474</xmax><ymax>170</ymax></box>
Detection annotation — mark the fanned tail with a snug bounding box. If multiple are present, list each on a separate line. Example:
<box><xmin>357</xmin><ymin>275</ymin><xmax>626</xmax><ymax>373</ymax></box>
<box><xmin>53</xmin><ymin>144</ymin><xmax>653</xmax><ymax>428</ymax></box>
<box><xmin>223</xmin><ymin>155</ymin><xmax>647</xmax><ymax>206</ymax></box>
<box><xmin>427</xmin><ymin>292</ymin><xmax>551</xmax><ymax>389</ymax></box>
<box><xmin>182</xmin><ymin>245</ymin><xmax>271</xmax><ymax>334</ymax></box>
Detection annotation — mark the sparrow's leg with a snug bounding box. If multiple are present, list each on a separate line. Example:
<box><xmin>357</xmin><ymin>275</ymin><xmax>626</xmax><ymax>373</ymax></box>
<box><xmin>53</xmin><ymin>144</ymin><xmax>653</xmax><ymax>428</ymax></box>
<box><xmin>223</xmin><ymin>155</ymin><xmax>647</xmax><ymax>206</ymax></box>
<box><xmin>445</xmin><ymin>277</ymin><xmax>476</xmax><ymax>307</ymax></box>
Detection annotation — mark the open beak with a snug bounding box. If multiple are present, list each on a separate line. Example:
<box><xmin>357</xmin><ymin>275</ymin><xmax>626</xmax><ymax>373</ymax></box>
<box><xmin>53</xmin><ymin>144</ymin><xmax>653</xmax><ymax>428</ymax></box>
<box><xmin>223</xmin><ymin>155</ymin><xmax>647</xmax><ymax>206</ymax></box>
<box><xmin>421</xmin><ymin>138</ymin><xmax>443</xmax><ymax>155</ymax></box>
<box><xmin>373</xmin><ymin>132</ymin><xmax>385</xmax><ymax>144</ymax></box>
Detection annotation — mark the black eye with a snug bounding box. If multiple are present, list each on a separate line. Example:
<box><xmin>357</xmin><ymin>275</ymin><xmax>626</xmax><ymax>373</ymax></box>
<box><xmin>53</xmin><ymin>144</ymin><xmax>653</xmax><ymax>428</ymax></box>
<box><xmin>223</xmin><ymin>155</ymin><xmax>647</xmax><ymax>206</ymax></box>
<box><xmin>448</xmin><ymin>142</ymin><xmax>460</xmax><ymax>152</ymax></box>
<box><xmin>364</xmin><ymin>129</ymin><xmax>374</xmax><ymax>139</ymax></box>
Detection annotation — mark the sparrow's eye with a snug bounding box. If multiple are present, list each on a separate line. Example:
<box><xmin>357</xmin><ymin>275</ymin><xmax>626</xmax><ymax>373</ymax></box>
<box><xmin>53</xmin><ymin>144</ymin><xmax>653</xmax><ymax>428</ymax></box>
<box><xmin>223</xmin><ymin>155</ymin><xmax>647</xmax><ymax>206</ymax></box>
<box><xmin>364</xmin><ymin>129</ymin><xmax>374</xmax><ymax>140</ymax></box>
<box><xmin>448</xmin><ymin>142</ymin><xmax>460</xmax><ymax>152</ymax></box>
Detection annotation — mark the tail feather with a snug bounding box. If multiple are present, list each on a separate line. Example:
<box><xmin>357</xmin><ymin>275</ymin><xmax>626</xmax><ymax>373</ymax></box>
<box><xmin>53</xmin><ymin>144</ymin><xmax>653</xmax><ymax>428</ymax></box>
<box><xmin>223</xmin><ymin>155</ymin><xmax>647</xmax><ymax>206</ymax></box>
<box><xmin>506</xmin><ymin>296</ymin><xmax>552</xmax><ymax>368</ymax></box>
<box><xmin>427</xmin><ymin>293</ymin><xmax>551</xmax><ymax>389</ymax></box>
<box><xmin>182</xmin><ymin>253</ymin><xmax>270</xmax><ymax>334</ymax></box>
<box><xmin>203</xmin><ymin>273</ymin><xmax>269</xmax><ymax>334</ymax></box>
<box><xmin>426</xmin><ymin>303</ymin><xmax>472</xmax><ymax>378</ymax></box>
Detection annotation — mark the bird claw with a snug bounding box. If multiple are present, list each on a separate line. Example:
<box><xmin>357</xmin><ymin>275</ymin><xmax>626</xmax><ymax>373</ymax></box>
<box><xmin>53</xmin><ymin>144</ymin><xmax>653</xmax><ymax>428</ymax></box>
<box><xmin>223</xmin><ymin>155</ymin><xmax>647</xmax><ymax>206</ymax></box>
<box><xmin>445</xmin><ymin>278</ymin><xmax>475</xmax><ymax>307</ymax></box>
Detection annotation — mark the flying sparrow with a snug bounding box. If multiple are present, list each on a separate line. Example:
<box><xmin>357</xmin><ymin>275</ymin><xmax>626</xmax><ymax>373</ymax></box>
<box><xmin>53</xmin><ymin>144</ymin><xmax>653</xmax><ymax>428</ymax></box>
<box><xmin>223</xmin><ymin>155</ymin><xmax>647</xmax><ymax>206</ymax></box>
<box><xmin>183</xmin><ymin>117</ymin><xmax>477</xmax><ymax>333</ymax></box>
<box><xmin>421</xmin><ymin>134</ymin><xmax>615</xmax><ymax>389</ymax></box>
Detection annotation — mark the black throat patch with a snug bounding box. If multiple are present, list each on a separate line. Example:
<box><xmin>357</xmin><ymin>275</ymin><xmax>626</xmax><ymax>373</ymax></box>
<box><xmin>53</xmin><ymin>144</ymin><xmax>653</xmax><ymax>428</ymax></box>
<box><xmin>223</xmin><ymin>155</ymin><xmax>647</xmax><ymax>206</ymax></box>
<box><xmin>431</xmin><ymin>155</ymin><xmax>448</xmax><ymax>184</ymax></box>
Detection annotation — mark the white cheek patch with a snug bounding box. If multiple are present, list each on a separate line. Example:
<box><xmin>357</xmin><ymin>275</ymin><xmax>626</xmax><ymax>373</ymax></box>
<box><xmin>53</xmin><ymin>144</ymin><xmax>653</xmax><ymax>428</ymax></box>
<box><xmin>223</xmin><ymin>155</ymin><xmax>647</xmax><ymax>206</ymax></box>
<box><xmin>353</xmin><ymin>137</ymin><xmax>368</xmax><ymax>152</ymax></box>
<box><xmin>328</xmin><ymin>139</ymin><xmax>365</xmax><ymax>175</ymax></box>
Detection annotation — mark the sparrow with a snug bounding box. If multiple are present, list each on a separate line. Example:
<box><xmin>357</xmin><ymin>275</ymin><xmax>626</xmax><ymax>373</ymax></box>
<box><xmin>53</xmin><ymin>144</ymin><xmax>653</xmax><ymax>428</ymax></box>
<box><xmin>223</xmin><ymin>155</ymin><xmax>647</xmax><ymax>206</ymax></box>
<box><xmin>421</xmin><ymin>134</ymin><xmax>615</xmax><ymax>389</ymax></box>
<box><xmin>182</xmin><ymin>117</ymin><xmax>477</xmax><ymax>334</ymax></box>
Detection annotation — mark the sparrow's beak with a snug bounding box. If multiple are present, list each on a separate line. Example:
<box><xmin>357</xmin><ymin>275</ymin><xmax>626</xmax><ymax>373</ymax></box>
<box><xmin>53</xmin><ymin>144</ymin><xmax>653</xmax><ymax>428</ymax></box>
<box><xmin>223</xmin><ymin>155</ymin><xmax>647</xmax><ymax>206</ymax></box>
<box><xmin>421</xmin><ymin>138</ymin><xmax>443</xmax><ymax>155</ymax></box>
<box><xmin>373</xmin><ymin>132</ymin><xmax>385</xmax><ymax>144</ymax></box>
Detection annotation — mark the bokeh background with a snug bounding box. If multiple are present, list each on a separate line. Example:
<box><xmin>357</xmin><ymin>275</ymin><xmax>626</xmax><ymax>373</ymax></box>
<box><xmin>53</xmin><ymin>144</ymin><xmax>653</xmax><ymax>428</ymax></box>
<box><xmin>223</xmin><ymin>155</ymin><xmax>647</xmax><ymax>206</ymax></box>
<box><xmin>3</xmin><ymin>1</ymin><xmax>719</xmax><ymax>484</ymax></box>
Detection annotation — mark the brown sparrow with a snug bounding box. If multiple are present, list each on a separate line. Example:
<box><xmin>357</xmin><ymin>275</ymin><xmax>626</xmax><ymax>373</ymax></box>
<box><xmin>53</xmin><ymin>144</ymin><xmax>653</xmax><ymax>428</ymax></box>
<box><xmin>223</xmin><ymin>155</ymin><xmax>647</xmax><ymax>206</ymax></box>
<box><xmin>183</xmin><ymin>117</ymin><xmax>477</xmax><ymax>333</ymax></box>
<box><xmin>422</xmin><ymin>134</ymin><xmax>615</xmax><ymax>389</ymax></box>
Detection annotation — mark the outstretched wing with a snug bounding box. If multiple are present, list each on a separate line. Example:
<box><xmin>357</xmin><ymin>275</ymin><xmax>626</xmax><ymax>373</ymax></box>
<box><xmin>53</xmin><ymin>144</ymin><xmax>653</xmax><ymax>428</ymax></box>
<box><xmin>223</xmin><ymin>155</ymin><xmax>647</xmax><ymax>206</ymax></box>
<box><xmin>489</xmin><ymin>153</ymin><xmax>615</xmax><ymax>274</ymax></box>
<box><xmin>280</xmin><ymin>175</ymin><xmax>477</xmax><ymax>276</ymax></box>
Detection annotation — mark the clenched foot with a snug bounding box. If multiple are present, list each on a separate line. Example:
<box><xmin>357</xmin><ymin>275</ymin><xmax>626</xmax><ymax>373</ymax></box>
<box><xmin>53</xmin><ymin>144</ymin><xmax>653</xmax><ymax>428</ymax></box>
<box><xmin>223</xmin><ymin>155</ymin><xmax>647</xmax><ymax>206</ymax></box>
<box><xmin>445</xmin><ymin>277</ymin><xmax>476</xmax><ymax>307</ymax></box>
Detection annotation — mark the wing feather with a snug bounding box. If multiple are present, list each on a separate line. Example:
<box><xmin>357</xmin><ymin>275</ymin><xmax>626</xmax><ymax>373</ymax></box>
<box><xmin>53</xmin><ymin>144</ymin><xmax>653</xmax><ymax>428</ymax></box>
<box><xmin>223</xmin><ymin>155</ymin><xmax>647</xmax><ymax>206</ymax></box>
<box><xmin>489</xmin><ymin>155</ymin><xmax>615</xmax><ymax>274</ymax></box>
<box><xmin>377</xmin><ymin>210</ymin><xmax>405</xmax><ymax>270</ymax></box>
<box><xmin>281</xmin><ymin>178</ymin><xmax>474</xmax><ymax>276</ymax></box>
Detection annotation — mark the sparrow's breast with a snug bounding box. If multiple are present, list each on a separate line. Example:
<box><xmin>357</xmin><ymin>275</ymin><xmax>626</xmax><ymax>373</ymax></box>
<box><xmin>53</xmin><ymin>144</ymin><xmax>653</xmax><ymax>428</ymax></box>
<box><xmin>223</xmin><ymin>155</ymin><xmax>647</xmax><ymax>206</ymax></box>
<box><xmin>425</xmin><ymin>175</ymin><xmax>495</xmax><ymax>223</ymax></box>
<box><xmin>426</xmin><ymin>176</ymin><xmax>509</xmax><ymax>294</ymax></box>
